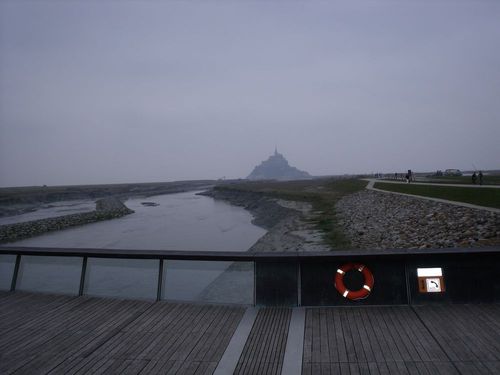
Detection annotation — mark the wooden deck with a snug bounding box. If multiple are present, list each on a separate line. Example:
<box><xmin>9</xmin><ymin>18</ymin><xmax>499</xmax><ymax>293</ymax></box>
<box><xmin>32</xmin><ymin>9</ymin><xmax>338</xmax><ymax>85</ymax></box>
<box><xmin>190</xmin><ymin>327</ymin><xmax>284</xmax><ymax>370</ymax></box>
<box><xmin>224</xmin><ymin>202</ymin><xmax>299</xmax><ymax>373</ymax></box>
<box><xmin>1</xmin><ymin>292</ymin><xmax>499</xmax><ymax>374</ymax></box>
<box><xmin>0</xmin><ymin>292</ymin><xmax>243</xmax><ymax>375</ymax></box>
<box><xmin>303</xmin><ymin>305</ymin><xmax>500</xmax><ymax>375</ymax></box>
<box><xmin>234</xmin><ymin>308</ymin><xmax>291</xmax><ymax>375</ymax></box>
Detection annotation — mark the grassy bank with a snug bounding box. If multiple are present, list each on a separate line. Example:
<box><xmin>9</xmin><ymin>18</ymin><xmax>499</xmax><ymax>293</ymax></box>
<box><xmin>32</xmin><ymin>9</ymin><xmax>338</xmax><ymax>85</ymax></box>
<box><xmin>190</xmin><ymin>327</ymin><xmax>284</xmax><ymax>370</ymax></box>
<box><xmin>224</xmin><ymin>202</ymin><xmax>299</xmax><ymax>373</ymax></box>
<box><xmin>374</xmin><ymin>182</ymin><xmax>500</xmax><ymax>209</ymax></box>
<box><xmin>420</xmin><ymin>175</ymin><xmax>500</xmax><ymax>185</ymax></box>
<box><xmin>215</xmin><ymin>178</ymin><xmax>367</xmax><ymax>248</ymax></box>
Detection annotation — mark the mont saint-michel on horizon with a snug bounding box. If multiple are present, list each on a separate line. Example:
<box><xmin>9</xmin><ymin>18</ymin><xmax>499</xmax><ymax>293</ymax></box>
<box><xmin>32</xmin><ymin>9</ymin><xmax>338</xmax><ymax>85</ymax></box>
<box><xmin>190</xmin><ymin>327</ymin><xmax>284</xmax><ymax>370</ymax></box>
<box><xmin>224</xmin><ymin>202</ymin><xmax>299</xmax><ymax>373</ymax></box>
<box><xmin>247</xmin><ymin>148</ymin><xmax>311</xmax><ymax>181</ymax></box>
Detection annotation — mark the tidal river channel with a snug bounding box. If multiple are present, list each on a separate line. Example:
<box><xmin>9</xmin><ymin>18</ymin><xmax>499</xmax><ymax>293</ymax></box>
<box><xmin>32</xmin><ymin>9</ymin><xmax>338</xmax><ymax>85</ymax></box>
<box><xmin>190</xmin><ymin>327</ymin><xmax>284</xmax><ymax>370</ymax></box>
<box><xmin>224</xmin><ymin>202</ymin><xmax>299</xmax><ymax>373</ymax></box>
<box><xmin>8</xmin><ymin>191</ymin><xmax>266</xmax><ymax>304</ymax></box>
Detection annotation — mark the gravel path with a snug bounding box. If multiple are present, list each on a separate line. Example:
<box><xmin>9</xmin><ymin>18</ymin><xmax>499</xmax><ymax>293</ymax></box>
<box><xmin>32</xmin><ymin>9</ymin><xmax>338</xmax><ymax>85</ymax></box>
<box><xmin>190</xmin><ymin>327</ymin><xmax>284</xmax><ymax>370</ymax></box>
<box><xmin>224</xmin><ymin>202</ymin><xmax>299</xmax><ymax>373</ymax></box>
<box><xmin>335</xmin><ymin>189</ymin><xmax>500</xmax><ymax>249</ymax></box>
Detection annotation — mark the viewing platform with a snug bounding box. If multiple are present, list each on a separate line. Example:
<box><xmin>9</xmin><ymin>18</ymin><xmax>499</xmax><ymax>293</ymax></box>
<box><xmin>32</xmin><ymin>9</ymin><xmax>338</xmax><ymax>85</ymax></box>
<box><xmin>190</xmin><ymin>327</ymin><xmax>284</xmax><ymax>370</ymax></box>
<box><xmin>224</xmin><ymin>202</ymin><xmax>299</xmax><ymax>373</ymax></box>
<box><xmin>1</xmin><ymin>246</ymin><xmax>499</xmax><ymax>374</ymax></box>
<box><xmin>1</xmin><ymin>292</ymin><xmax>499</xmax><ymax>374</ymax></box>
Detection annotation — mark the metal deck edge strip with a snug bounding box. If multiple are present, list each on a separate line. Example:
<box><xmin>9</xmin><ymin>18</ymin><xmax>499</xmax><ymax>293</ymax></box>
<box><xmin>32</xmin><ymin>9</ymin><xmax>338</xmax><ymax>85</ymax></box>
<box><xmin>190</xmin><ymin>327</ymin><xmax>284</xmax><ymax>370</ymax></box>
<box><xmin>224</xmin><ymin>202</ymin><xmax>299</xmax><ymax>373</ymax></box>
<box><xmin>213</xmin><ymin>306</ymin><xmax>259</xmax><ymax>375</ymax></box>
<box><xmin>281</xmin><ymin>307</ymin><xmax>306</xmax><ymax>375</ymax></box>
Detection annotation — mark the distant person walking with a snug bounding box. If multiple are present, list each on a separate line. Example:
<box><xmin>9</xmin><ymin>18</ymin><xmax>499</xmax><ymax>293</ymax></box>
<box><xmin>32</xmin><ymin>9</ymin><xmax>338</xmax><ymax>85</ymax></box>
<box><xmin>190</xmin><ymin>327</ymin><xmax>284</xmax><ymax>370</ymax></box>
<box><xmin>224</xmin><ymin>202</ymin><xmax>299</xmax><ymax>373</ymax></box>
<box><xmin>472</xmin><ymin>172</ymin><xmax>477</xmax><ymax>184</ymax></box>
<box><xmin>479</xmin><ymin>171</ymin><xmax>483</xmax><ymax>185</ymax></box>
<box><xmin>407</xmin><ymin>169</ymin><xmax>413</xmax><ymax>183</ymax></box>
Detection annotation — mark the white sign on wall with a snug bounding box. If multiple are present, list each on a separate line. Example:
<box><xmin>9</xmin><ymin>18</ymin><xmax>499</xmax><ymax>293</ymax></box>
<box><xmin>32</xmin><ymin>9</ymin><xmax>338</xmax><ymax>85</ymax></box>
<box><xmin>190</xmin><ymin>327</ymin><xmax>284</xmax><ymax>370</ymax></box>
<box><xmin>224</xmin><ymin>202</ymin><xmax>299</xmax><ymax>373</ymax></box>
<box><xmin>425</xmin><ymin>278</ymin><xmax>442</xmax><ymax>292</ymax></box>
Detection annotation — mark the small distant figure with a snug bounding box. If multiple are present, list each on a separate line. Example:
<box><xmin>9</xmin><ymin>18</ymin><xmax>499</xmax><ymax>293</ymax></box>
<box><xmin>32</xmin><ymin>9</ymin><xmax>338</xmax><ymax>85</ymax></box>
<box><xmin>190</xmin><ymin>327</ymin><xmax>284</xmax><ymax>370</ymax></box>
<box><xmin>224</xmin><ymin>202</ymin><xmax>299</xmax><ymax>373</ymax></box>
<box><xmin>472</xmin><ymin>172</ymin><xmax>477</xmax><ymax>184</ymax></box>
<box><xmin>405</xmin><ymin>173</ymin><xmax>410</xmax><ymax>183</ymax></box>
<box><xmin>407</xmin><ymin>169</ymin><xmax>413</xmax><ymax>183</ymax></box>
<box><xmin>479</xmin><ymin>171</ymin><xmax>483</xmax><ymax>185</ymax></box>
<box><xmin>394</xmin><ymin>172</ymin><xmax>398</xmax><ymax>180</ymax></box>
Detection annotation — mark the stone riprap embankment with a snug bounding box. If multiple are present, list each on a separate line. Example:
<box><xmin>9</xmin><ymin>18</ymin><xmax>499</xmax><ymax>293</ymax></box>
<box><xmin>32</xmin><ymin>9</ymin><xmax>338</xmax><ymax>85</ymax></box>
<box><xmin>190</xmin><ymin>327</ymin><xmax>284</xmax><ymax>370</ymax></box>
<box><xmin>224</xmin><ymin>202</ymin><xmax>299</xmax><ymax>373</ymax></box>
<box><xmin>0</xmin><ymin>197</ymin><xmax>134</xmax><ymax>244</ymax></box>
<box><xmin>335</xmin><ymin>190</ymin><xmax>500</xmax><ymax>249</ymax></box>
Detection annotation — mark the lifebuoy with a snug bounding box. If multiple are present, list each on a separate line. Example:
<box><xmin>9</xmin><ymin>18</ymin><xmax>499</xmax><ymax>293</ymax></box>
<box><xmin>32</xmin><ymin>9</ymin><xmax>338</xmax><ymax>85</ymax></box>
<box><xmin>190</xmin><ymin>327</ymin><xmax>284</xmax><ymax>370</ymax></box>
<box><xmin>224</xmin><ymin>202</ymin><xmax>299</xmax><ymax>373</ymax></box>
<box><xmin>334</xmin><ymin>263</ymin><xmax>374</xmax><ymax>300</ymax></box>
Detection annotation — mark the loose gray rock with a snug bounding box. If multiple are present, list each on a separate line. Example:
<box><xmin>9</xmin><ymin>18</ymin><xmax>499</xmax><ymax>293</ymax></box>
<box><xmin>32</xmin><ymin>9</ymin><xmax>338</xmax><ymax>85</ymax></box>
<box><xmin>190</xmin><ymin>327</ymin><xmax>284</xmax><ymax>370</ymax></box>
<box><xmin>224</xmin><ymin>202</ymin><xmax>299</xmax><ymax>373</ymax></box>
<box><xmin>335</xmin><ymin>190</ymin><xmax>500</xmax><ymax>249</ymax></box>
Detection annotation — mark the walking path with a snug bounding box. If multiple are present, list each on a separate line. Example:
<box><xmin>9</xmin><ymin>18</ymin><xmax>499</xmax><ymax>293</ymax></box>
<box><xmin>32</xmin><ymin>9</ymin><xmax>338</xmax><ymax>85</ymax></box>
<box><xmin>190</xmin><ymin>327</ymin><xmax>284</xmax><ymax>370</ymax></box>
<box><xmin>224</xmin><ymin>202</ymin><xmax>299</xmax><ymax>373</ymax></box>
<box><xmin>364</xmin><ymin>179</ymin><xmax>500</xmax><ymax>214</ymax></box>
<box><xmin>1</xmin><ymin>292</ymin><xmax>500</xmax><ymax>374</ymax></box>
<box><xmin>367</xmin><ymin>179</ymin><xmax>500</xmax><ymax>189</ymax></box>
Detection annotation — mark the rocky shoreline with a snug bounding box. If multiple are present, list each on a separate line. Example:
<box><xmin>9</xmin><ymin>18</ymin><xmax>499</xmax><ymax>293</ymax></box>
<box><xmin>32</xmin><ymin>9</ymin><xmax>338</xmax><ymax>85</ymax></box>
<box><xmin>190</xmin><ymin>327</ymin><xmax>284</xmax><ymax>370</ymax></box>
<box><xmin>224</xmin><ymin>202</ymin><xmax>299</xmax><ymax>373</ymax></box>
<box><xmin>0</xmin><ymin>197</ymin><xmax>134</xmax><ymax>244</ymax></box>
<box><xmin>200</xmin><ymin>188</ymin><xmax>329</xmax><ymax>252</ymax></box>
<box><xmin>335</xmin><ymin>189</ymin><xmax>500</xmax><ymax>249</ymax></box>
<box><xmin>0</xmin><ymin>180</ymin><xmax>215</xmax><ymax>217</ymax></box>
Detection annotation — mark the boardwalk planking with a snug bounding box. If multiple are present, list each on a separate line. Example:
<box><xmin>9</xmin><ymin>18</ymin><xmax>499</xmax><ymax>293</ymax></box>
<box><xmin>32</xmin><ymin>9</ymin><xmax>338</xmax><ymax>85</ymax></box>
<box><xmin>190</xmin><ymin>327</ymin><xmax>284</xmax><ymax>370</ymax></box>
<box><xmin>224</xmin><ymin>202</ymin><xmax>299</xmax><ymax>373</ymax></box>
<box><xmin>0</xmin><ymin>292</ymin><xmax>243</xmax><ymax>375</ymax></box>
<box><xmin>303</xmin><ymin>305</ymin><xmax>500</xmax><ymax>375</ymax></box>
<box><xmin>234</xmin><ymin>307</ymin><xmax>291</xmax><ymax>375</ymax></box>
<box><xmin>1</xmin><ymin>292</ymin><xmax>500</xmax><ymax>374</ymax></box>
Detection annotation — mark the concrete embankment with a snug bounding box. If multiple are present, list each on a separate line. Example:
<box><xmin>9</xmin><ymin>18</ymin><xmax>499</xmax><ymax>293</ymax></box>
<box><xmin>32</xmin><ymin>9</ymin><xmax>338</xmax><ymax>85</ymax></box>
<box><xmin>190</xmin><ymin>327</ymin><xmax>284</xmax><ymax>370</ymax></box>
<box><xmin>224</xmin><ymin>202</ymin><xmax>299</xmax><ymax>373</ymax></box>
<box><xmin>0</xmin><ymin>197</ymin><xmax>134</xmax><ymax>244</ymax></box>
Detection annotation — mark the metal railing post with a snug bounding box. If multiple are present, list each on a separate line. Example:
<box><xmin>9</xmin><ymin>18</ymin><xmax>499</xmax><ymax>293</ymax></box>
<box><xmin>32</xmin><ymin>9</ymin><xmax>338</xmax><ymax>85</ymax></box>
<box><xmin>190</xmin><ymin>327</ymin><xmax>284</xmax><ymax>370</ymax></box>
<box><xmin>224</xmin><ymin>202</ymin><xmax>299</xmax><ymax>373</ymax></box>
<box><xmin>157</xmin><ymin>259</ymin><xmax>164</xmax><ymax>301</ymax></box>
<box><xmin>297</xmin><ymin>261</ymin><xmax>301</xmax><ymax>307</ymax></box>
<box><xmin>10</xmin><ymin>255</ymin><xmax>21</xmax><ymax>292</ymax></box>
<box><xmin>79</xmin><ymin>256</ymin><xmax>88</xmax><ymax>296</ymax></box>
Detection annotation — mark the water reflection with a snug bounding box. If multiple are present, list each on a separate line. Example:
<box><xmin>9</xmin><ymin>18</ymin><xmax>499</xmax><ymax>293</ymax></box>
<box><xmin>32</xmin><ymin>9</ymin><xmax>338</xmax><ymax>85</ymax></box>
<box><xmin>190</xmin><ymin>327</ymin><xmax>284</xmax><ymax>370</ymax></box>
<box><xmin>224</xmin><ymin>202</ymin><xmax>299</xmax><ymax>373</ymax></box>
<box><xmin>16</xmin><ymin>256</ymin><xmax>82</xmax><ymax>295</ymax></box>
<box><xmin>0</xmin><ymin>254</ymin><xmax>16</xmax><ymax>290</ymax></box>
<box><xmin>84</xmin><ymin>258</ymin><xmax>158</xmax><ymax>300</ymax></box>
<box><xmin>163</xmin><ymin>260</ymin><xmax>253</xmax><ymax>305</ymax></box>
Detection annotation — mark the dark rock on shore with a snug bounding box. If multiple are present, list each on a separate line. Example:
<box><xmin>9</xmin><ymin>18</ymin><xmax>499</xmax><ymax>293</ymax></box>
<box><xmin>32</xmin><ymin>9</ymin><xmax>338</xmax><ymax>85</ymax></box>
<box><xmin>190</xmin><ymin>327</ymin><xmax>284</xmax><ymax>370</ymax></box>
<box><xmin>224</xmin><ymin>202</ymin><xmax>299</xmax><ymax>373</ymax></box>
<box><xmin>0</xmin><ymin>197</ymin><xmax>134</xmax><ymax>244</ymax></box>
<box><xmin>0</xmin><ymin>180</ymin><xmax>215</xmax><ymax>217</ymax></box>
<box><xmin>199</xmin><ymin>188</ymin><xmax>295</xmax><ymax>230</ymax></box>
<box><xmin>141</xmin><ymin>202</ymin><xmax>160</xmax><ymax>207</ymax></box>
<box><xmin>200</xmin><ymin>188</ymin><xmax>329</xmax><ymax>252</ymax></box>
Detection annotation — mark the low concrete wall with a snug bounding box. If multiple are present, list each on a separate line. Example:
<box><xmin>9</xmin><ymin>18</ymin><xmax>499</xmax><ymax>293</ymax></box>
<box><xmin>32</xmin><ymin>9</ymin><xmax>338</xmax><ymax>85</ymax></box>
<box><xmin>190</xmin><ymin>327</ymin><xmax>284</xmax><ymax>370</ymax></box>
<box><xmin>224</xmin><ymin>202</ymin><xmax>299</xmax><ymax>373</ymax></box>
<box><xmin>0</xmin><ymin>197</ymin><xmax>134</xmax><ymax>244</ymax></box>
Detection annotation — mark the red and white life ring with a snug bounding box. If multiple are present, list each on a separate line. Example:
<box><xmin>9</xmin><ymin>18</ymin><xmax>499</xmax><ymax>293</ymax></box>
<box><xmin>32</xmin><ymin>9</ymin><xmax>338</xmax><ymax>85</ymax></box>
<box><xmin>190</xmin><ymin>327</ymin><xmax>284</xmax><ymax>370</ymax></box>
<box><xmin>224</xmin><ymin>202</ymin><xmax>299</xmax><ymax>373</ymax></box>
<box><xmin>334</xmin><ymin>263</ymin><xmax>374</xmax><ymax>300</ymax></box>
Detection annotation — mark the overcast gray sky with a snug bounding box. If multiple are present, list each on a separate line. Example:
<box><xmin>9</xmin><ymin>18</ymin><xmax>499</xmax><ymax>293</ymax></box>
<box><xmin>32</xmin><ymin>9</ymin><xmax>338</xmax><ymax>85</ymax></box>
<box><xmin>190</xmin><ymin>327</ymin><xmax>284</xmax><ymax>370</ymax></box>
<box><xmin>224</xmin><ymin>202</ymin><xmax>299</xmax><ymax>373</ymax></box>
<box><xmin>1</xmin><ymin>1</ymin><xmax>499</xmax><ymax>187</ymax></box>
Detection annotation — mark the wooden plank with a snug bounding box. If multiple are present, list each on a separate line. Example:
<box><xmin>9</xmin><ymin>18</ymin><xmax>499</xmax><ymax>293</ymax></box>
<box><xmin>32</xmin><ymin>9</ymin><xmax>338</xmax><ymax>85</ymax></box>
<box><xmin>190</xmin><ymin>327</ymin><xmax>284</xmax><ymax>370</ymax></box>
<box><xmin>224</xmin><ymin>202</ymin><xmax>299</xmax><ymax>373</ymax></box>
<box><xmin>357</xmin><ymin>308</ymin><xmax>386</xmax><ymax>363</ymax></box>
<box><xmin>319</xmin><ymin>308</ymin><xmax>330</xmax><ymax>363</ymax></box>
<box><xmin>400</xmin><ymin>307</ymin><xmax>446</xmax><ymax>362</ymax></box>
<box><xmin>333</xmin><ymin>308</ymin><xmax>348</xmax><ymax>363</ymax></box>
<box><xmin>481</xmin><ymin>360</ymin><xmax>500</xmax><ymax>374</ymax></box>
<box><xmin>187</xmin><ymin>306</ymin><xmax>238</xmax><ymax>363</ymax></box>
<box><xmin>442</xmin><ymin>305</ymin><xmax>500</xmax><ymax>360</ymax></box>
<box><xmin>352</xmin><ymin>307</ymin><xmax>375</xmax><ymax>362</ymax></box>
<box><xmin>387</xmin><ymin>307</ymin><xmax>426</xmax><ymax>362</ymax></box>
<box><xmin>415</xmin><ymin>305</ymin><xmax>484</xmax><ymax>362</ymax></box>
<box><xmin>233</xmin><ymin>308</ymin><xmax>291</xmax><ymax>375</ymax></box>
<box><xmin>345</xmin><ymin>307</ymin><xmax>367</xmax><ymax>362</ymax></box>
<box><xmin>10</xmin><ymin>300</ymin><xmax>151</xmax><ymax>374</ymax></box>
<box><xmin>377</xmin><ymin>307</ymin><xmax>412</xmax><ymax>362</ymax></box>
<box><xmin>302</xmin><ymin>308</ymin><xmax>313</xmax><ymax>365</ymax></box>
<box><xmin>367</xmin><ymin>307</ymin><xmax>401</xmax><ymax>362</ymax></box>
<box><xmin>325</xmin><ymin>308</ymin><xmax>339</xmax><ymax>363</ymax></box>
<box><xmin>206</xmin><ymin>307</ymin><xmax>244</xmax><ymax>362</ymax></box>
<box><xmin>339</xmin><ymin>308</ymin><xmax>358</xmax><ymax>363</ymax></box>
<box><xmin>139</xmin><ymin>305</ymin><xmax>210</xmax><ymax>374</ymax></box>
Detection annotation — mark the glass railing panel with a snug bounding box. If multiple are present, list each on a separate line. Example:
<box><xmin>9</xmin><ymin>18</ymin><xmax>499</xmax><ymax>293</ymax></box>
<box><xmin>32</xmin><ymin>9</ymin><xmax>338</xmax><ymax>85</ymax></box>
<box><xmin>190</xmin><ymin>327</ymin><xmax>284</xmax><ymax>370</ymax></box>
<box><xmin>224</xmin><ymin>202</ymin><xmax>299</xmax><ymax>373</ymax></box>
<box><xmin>16</xmin><ymin>256</ymin><xmax>83</xmax><ymax>295</ymax></box>
<box><xmin>162</xmin><ymin>260</ymin><xmax>254</xmax><ymax>305</ymax></box>
<box><xmin>0</xmin><ymin>255</ymin><xmax>16</xmax><ymax>290</ymax></box>
<box><xmin>84</xmin><ymin>258</ymin><xmax>159</xmax><ymax>300</ymax></box>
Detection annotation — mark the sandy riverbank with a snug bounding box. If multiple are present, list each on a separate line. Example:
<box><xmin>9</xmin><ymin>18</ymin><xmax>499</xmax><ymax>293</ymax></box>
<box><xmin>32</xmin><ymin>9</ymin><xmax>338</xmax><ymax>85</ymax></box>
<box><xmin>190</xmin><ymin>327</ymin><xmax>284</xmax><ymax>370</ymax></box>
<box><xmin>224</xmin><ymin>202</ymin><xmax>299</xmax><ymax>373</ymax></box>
<box><xmin>200</xmin><ymin>189</ymin><xmax>330</xmax><ymax>252</ymax></box>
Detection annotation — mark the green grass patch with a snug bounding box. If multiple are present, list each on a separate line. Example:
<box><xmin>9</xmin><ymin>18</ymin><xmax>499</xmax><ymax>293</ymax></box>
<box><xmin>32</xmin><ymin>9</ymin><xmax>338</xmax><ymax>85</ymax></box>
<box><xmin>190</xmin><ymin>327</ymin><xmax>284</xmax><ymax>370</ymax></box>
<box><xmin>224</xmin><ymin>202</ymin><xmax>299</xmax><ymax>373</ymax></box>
<box><xmin>420</xmin><ymin>175</ymin><xmax>500</xmax><ymax>186</ymax></box>
<box><xmin>374</xmin><ymin>182</ymin><xmax>500</xmax><ymax>209</ymax></box>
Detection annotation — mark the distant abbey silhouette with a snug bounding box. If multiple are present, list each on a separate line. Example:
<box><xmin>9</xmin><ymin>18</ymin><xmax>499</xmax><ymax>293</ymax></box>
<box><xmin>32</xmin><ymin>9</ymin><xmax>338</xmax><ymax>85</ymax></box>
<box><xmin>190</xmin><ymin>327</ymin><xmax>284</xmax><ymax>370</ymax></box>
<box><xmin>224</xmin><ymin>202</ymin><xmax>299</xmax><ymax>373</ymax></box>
<box><xmin>247</xmin><ymin>149</ymin><xmax>311</xmax><ymax>181</ymax></box>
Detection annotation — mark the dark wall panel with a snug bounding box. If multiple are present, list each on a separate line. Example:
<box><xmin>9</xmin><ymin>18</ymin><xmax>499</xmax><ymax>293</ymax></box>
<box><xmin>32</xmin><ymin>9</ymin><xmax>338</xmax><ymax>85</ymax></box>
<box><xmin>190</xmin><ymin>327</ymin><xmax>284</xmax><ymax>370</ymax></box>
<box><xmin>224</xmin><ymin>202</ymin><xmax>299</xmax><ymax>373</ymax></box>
<box><xmin>256</xmin><ymin>261</ymin><xmax>297</xmax><ymax>306</ymax></box>
<box><xmin>408</xmin><ymin>253</ymin><xmax>500</xmax><ymax>304</ymax></box>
